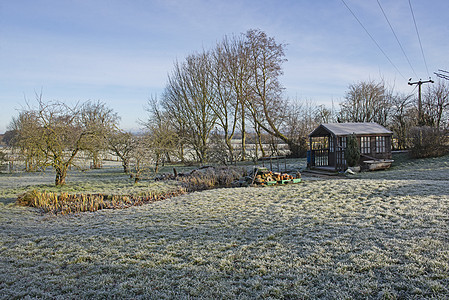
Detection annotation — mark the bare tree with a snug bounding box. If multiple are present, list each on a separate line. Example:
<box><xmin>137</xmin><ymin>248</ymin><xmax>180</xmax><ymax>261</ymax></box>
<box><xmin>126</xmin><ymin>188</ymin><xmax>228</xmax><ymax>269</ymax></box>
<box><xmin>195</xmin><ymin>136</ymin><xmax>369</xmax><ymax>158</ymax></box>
<box><xmin>161</xmin><ymin>86</ymin><xmax>189</xmax><ymax>163</ymax></box>
<box><xmin>160</xmin><ymin>29</ymin><xmax>304</xmax><ymax>160</ymax></box>
<box><xmin>11</xmin><ymin>96</ymin><xmax>118</xmax><ymax>185</ymax></box>
<box><xmin>107</xmin><ymin>130</ymin><xmax>135</xmax><ymax>173</ymax></box>
<box><xmin>80</xmin><ymin>101</ymin><xmax>119</xmax><ymax>169</ymax></box>
<box><xmin>338</xmin><ymin>80</ymin><xmax>392</xmax><ymax>126</ymax></box>
<box><xmin>389</xmin><ymin>93</ymin><xmax>416</xmax><ymax>149</ymax></box>
<box><xmin>422</xmin><ymin>80</ymin><xmax>449</xmax><ymax>129</ymax></box>
<box><xmin>9</xmin><ymin>111</ymin><xmax>47</xmax><ymax>171</ymax></box>
<box><xmin>143</xmin><ymin>98</ymin><xmax>179</xmax><ymax>173</ymax></box>
<box><xmin>243</xmin><ymin>29</ymin><xmax>305</xmax><ymax>156</ymax></box>
<box><xmin>163</xmin><ymin>52</ymin><xmax>217</xmax><ymax>163</ymax></box>
<box><xmin>315</xmin><ymin>104</ymin><xmax>337</xmax><ymax>124</ymax></box>
<box><xmin>2</xmin><ymin>130</ymin><xmax>17</xmax><ymax>148</ymax></box>
<box><xmin>220</xmin><ymin>34</ymin><xmax>253</xmax><ymax>161</ymax></box>
<box><xmin>209</xmin><ymin>39</ymin><xmax>241</xmax><ymax>163</ymax></box>
<box><xmin>288</xmin><ymin>100</ymin><xmax>320</xmax><ymax>138</ymax></box>
<box><xmin>129</xmin><ymin>135</ymin><xmax>152</xmax><ymax>183</ymax></box>
<box><xmin>283</xmin><ymin>100</ymin><xmax>321</xmax><ymax>157</ymax></box>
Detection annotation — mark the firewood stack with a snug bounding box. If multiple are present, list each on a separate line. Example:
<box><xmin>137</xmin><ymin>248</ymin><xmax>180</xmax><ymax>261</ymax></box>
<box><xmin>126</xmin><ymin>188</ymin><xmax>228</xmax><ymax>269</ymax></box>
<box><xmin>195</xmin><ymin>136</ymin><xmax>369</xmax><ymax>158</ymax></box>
<box><xmin>232</xmin><ymin>167</ymin><xmax>302</xmax><ymax>187</ymax></box>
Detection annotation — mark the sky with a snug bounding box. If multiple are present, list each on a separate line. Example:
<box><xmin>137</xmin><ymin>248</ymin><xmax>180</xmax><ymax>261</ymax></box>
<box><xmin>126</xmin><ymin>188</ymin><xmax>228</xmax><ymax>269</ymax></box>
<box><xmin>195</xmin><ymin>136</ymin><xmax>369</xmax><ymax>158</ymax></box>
<box><xmin>1</xmin><ymin>0</ymin><xmax>448</xmax><ymax>133</ymax></box>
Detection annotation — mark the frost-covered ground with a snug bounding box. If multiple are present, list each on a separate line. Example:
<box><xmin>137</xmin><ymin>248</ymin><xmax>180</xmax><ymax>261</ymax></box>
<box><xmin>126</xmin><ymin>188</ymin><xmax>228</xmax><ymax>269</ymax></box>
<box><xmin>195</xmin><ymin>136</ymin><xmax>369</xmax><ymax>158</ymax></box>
<box><xmin>0</xmin><ymin>154</ymin><xmax>448</xmax><ymax>299</ymax></box>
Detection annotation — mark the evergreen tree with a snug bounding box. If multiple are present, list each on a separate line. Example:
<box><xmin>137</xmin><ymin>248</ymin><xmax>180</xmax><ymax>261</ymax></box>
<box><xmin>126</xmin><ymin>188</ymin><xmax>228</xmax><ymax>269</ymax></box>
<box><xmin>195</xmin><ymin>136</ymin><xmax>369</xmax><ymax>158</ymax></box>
<box><xmin>345</xmin><ymin>134</ymin><xmax>360</xmax><ymax>167</ymax></box>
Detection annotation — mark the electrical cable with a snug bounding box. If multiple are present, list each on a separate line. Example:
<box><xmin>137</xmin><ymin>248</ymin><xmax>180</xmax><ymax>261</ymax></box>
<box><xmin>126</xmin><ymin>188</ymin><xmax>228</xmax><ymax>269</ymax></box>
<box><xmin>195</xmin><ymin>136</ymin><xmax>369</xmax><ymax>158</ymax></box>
<box><xmin>377</xmin><ymin>0</ymin><xmax>418</xmax><ymax>78</ymax></box>
<box><xmin>408</xmin><ymin>0</ymin><xmax>430</xmax><ymax>78</ymax></box>
<box><xmin>340</xmin><ymin>0</ymin><xmax>407</xmax><ymax>81</ymax></box>
<box><xmin>434</xmin><ymin>69</ymin><xmax>449</xmax><ymax>81</ymax></box>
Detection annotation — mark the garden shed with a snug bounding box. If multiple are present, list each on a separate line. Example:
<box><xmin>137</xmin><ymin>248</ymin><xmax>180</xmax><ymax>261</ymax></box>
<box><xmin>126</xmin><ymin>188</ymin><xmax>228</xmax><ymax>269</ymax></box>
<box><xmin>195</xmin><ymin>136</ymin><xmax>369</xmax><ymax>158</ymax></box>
<box><xmin>308</xmin><ymin>122</ymin><xmax>393</xmax><ymax>171</ymax></box>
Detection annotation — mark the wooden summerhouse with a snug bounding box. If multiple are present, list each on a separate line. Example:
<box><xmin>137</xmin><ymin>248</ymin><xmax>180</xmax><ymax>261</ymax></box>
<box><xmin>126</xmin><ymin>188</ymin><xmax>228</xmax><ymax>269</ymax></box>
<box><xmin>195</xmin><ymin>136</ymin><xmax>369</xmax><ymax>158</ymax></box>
<box><xmin>308</xmin><ymin>122</ymin><xmax>393</xmax><ymax>171</ymax></box>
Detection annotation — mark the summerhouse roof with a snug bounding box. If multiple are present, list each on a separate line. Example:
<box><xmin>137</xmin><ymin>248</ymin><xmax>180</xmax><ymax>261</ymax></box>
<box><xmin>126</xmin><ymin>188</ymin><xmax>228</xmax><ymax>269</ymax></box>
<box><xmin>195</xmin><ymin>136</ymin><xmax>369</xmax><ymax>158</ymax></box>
<box><xmin>309</xmin><ymin>122</ymin><xmax>393</xmax><ymax>137</ymax></box>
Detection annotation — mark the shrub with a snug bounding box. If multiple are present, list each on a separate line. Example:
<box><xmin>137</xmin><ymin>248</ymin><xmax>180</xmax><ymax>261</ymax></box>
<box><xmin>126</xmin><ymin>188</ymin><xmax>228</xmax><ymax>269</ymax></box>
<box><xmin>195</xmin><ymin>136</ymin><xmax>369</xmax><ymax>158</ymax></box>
<box><xmin>345</xmin><ymin>133</ymin><xmax>360</xmax><ymax>167</ymax></box>
<box><xmin>409</xmin><ymin>126</ymin><xmax>449</xmax><ymax>158</ymax></box>
<box><xmin>0</xmin><ymin>150</ymin><xmax>6</xmax><ymax>163</ymax></box>
<box><xmin>287</xmin><ymin>137</ymin><xmax>308</xmax><ymax>158</ymax></box>
<box><xmin>178</xmin><ymin>166</ymin><xmax>244</xmax><ymax>191</ymax></box>
<box><xmin>206</xmin><ymin>131</ymin><xmax>231</xmax><ymax>164</ymax></box>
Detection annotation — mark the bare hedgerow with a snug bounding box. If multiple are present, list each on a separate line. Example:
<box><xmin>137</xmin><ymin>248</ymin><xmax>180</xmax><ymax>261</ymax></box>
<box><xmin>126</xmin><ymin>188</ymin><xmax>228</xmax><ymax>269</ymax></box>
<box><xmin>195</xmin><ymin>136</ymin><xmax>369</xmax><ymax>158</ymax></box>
<box><xmin>409</xmin><ymin>126</ymin><xmax>449</xmax><ymax>158</ymax></box>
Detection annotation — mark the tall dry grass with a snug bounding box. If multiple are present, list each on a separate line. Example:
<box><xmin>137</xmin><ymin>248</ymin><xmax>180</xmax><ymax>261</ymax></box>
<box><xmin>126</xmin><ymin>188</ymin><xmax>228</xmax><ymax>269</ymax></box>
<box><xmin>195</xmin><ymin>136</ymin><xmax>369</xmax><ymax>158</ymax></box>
<box><xmin>16</xmin><ymin>188</ymin><xmax>186</xmax><ymax>215</ymax></box>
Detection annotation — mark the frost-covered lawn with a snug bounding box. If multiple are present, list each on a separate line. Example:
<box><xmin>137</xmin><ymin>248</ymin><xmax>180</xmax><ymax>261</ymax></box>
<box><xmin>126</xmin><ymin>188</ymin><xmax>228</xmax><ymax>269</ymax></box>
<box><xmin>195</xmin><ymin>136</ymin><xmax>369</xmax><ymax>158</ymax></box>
<box><xmin>0</xmin><ymin>155</ymin><xmax>448</xmax><ymax>299</ymax></box>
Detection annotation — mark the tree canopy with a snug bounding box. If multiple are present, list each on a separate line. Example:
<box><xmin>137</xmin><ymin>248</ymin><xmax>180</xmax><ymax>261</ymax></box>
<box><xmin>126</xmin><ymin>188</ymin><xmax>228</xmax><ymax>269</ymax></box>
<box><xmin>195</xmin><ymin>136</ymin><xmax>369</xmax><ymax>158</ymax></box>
<box><xmin>10</xmin><ymin>97</ymin><xmax>119</xmax><ymax>185</ymax></box>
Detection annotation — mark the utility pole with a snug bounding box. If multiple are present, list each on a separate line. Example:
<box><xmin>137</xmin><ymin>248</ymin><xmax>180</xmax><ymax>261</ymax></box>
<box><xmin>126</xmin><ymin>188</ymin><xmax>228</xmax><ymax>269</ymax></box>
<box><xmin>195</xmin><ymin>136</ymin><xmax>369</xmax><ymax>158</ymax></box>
<box><xmin>408</xmin><ymin>78</ymin><xmax>434</xmax><ymax>126</ymax></box>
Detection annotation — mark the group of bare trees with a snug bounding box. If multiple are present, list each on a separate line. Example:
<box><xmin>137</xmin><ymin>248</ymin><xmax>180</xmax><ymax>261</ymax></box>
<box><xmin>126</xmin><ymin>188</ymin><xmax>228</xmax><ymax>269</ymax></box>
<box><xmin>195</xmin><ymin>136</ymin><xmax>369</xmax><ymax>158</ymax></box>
<box><xmin>144</xmin><ymin>29</ymin><xmax>448</xmax><ymax>164</ymax></box>
<box><xmin>4</xmin><ymin>94</ymin><xmax>187</xmax><ymax>186</ymax></box>
<box><xmin>150</xmin><ymin>29</ymin><xmax>328</xmax><ymax>163</ymax></box>
<box><xmin>338</xmin><ymin>78</ymin><xmax>449</xmax><ymax>152</ymax></box>
<box><xmin>3</xmin><ymin>29</ymin><xmax>448</xmax><ymax>185</ymax></box>
<box><xmin>421</xmin><ymin>81</ymin><xmax>449</xmax><ymax>129</ymax></box>
<box><xmin>7</xmin><ymin>96</ymin><xmax>120</xmax><ymax>185</ymax></box>
<box><xmin>151</xmin><ymin>28</ymin><xmax>449</xmax><ymax>163</ymax></box>
<box><xmin>338</xmin><ymin>80</ymin><xmax>392</xmax><ymax>126</ymax></box>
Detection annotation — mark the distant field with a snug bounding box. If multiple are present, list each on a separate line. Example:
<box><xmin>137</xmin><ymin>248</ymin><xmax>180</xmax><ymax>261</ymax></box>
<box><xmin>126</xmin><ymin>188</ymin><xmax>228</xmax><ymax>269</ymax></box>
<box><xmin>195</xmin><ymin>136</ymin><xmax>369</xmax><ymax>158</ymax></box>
<box><xmin>0</xmin><ymin>154</ymin><xmax>448</xmax><ymax>299</ymax></box>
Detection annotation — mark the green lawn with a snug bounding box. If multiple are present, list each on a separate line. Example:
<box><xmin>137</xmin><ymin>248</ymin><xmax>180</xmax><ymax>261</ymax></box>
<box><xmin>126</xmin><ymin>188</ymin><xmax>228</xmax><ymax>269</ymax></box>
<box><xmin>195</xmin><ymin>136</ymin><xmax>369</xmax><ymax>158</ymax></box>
<box><xmin>0</xmin><ymin>154</ymin><xmax>448</xmax><ymax>299</ymax></box>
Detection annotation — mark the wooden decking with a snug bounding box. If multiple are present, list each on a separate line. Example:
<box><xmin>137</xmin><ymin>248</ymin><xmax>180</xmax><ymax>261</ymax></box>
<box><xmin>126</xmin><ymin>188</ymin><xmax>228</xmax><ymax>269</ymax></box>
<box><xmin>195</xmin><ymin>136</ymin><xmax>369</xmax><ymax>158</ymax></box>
<box><xmin>303</xmin><ymin>166</ymin><xmax>340</xmax><ymax>177</ymax></box>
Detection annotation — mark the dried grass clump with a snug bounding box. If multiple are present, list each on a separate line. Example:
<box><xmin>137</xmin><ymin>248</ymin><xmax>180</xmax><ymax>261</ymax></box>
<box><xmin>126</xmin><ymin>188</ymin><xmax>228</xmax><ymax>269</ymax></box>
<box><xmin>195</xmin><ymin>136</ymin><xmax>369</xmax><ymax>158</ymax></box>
<box><xmin>179</xmin><ymin>166</ymin><xmax>244</xmax><ymax>191</ymax></box>
<box><xmin>16</xmin><ymin>188</ymin><xmax>186</xmax><ymax>215</ymax></box>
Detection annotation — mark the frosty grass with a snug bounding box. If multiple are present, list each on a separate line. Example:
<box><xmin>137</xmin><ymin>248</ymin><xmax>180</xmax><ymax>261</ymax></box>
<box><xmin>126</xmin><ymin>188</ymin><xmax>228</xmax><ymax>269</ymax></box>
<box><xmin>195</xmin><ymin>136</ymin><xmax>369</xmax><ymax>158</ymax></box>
<box><xmin>0</xmin><ymin>155</ymin><xmax>448</xmax><ymax>299</ymax></box>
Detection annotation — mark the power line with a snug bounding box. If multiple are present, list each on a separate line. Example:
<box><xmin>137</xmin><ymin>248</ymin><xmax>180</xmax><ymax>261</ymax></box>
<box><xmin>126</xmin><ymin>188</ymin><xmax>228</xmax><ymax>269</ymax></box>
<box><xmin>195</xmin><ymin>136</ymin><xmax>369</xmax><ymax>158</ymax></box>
<box><xmin>409</xmin><ymin>0</ymin><xmax>430</xmax><ymax>78</ymax></box>
<box><xmin>340</xmin><ymin>0</ymin><xmax>407</xmax><ymax>81</ymax></box>
<box><xmin>434</xmin><ymin>69</ymin><xmax>449</xmax><ymax>81</ymax></box>
<box><xmin>376</xmin><ymin>0</ymin><xmax>418</xmax><ymax>78</ymax></box>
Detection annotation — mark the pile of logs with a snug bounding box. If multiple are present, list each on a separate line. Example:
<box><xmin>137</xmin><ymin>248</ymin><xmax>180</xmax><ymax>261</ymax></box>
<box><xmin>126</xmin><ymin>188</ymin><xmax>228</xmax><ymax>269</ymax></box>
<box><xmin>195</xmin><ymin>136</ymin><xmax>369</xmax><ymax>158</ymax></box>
<box><xmin>254</xmin><ymin>171</ymin><xmax>291</xmax><ymax>183</ymax></box>
<box><xmin>233</xmin><ymin>167</ymin><xmax>302</xmax><ymax>187</ymax></box>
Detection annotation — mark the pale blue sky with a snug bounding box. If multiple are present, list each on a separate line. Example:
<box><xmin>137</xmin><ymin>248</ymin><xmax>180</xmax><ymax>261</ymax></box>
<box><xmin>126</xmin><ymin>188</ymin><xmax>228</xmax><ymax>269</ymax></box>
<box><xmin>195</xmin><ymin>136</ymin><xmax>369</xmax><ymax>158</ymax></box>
<box><xmin>1</xmin><ymin>0</ymin><xmax>448</xmax><ymax>132</ymax></box>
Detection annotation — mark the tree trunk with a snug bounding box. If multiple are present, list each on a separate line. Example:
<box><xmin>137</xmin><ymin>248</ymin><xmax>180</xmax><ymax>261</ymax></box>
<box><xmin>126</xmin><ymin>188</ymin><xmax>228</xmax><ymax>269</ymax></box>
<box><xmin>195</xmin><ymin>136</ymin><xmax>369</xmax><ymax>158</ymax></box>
<box><xmin>91</xmin><ymin>152</ymin><xmax>102</xmax><ymax>169</ymax></box>
<box><xmin>258</xmin><ymin>132</ymin><xmax>265</xmax><ymax>158</ymax></box>
<box><xmin>225</xmin><ymin>136</ymin><xmax>234</xmax><ymax>165</ymax></box>
<box><xmin>165</xmin><ymin>152</ymin><xmax>172</xmax><ymax>164</ymax></box>
<box><xmin>55</xmin><ymin>166</ymin><xmax>68</xmax><ymax>186</ymax></box>
<box><xmin>180</xmin><ymin>143</ymin><xmax>185</xmax><ymax>163</ymax></box>
<box><xmin>155</xmin><ymin>153</ymin><xmax>160</xmax><ymax>174</ymax></box>
<box><xmin>254</xmin><ymin>136</ymin><xmax>259</xmax><ymax>160</ymax></box>
<box><xmin>255</xmin><ymin>125</ymin><xmax>265</xmax><ymax>158</ymax></box>
<box><xmin>241</xmin><ymin>106</ymin><xmax>246</xmax><ymax>161</ymax></box>
<box><xmin>122</xmin><ymin>159</ymin><xmax>129</xmax><ymax>173</ymax></box>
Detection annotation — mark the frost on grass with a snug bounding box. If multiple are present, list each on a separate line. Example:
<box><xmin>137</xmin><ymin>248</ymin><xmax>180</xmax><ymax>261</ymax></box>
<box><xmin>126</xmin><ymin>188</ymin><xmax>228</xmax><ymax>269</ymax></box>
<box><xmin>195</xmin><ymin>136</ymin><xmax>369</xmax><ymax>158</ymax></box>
<box><xmin>0</xmin><ymin>155</ymin><xmax>449</xmax><ymax>298</ymax></box>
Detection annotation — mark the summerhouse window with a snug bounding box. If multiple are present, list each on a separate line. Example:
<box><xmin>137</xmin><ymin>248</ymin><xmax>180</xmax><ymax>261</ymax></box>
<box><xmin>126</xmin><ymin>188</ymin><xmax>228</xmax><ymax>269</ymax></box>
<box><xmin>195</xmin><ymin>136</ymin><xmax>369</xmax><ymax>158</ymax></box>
<box><xmin>339</xmin><ymin>137</ymin><xmax>346</xmax><ymax>149</ymax></box>
<box><xmin>360</xmin><ymin>136</ymin><xmax>370</xmax><ymax>154</ymax></box>
<box><xmin>329</xmin><ymin>136</ymin><xmax>334</xmax><ymax>152</ymax></box>
<box><xmin>376</xmin><ymin>136</ymin><xmax>386</xmax><ymax>153</ymax></box>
